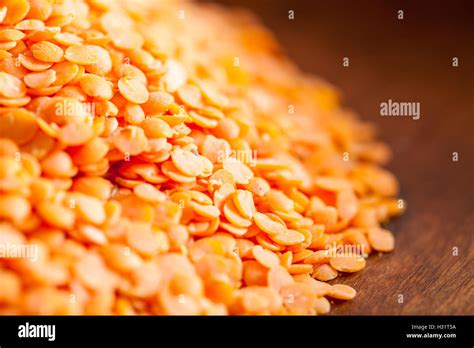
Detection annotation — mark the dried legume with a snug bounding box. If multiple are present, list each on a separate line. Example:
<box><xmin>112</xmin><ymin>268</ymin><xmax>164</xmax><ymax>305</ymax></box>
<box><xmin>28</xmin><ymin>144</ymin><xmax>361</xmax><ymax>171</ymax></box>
<box><xmin>0</xmin><ymin>0</ymin><xmax>404</xmax><ymax>316</ymax></box>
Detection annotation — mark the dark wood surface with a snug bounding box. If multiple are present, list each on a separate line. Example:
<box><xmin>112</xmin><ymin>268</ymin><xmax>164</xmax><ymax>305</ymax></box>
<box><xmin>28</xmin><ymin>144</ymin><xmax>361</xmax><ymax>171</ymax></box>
<box><xmin>213</xmin><ymin>0</ymin><xmax>474</xmax><ymax>314</ymax></box>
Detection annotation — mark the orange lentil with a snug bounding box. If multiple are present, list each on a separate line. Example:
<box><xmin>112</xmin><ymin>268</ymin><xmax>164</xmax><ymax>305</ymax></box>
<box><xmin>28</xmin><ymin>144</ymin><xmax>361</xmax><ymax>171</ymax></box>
<box><xmin>0</xmin><ymin>29</ymin><xmax>25</xmax><ymax>41</ymax></box>
<box><xmin>84</xmin><ymin>46</ymin><xmax>112</xmax><ymax>76</ymax></box>
<box><xmin>0</xmin><ymin>41</ymin><xmax>17</xmax><ymax>50</ymax></box>
<box><xmin>0</xmin><ymin>0</ymin><xmax>404</xmax><ymax>316</ymax></box>
<box><xmin>280</xmin><ymin>282</ymin><xmax>318</xmax><ymax>314</ymax></box>
<box><xmin>55</xmin><ymin>85</ymin><xmax>87</xmax><ymax>101</ymax></box>
<box><xmin>141</xmin><ymin>117</ymin><xmax>173</xmax><ymax>138</ymax></box>
<box><xmin>77</xmin><ymin>224</ymin><xmax>107</xmax><ymax>245</ymax></box>
<box><xmin>18</xmin><ymin>52</ymin><xmax>52</xmax><ymax>71</ymax></box>
<box><xmin>236</xmin><ymin>238</ymin><xmax>254</xmax><ymax>258</ymax></box>
<box><xmin>124</xmin><ymin>103</ymin><xmax>145</xmax><ymax>125</ymax></box>
<box><xmin>177</xmin><ymin>84</ymin><xmax>202</xmax><ymax>108</ymax></box>
<box><xmin>161</xmin><ymin>160</ymin><xmax>196</xmax><ymax>184</ymax></box>
<box><xmin>79</xmin><ymin>74</ymin><xmax>113</xmax><ymax>100</ymax></box>
<box><xmin>265</xmin><ymin>189</ymin><xmax>295</xmax><ymax>213</ymax></box>
<box><xmin>367</xmin><ymin>227</ymin><xmax>395</xmax><ymax>252</ymax></box>
<box><xmin>142</xmin><ymin>91</ymin><xmax>174</xmax><ymax>114</ymax></box>
<box><xmin>25</xmin><ymin>0</ymin><xmax>53</xmax><ymax>21</ymax></box>
<box><xmin>0</xmin><ymin>108</ymin><xmax>37</xmax><ymax>144</ymax></box>
<box><xmin>1</xmin><ymin>0</ymin><xmax>30</xmax><ymax>25</ymax></box>
<box><xmin>71</xmin><ymin>138</ymin><xmax>109</xmax><ymax>165</ymax></box>
<box><xmin>64</xmin><ymin>45</ymin><xmax>100</xmax><ymax>65</ymax></box>
<box><xmin>0</xmin><ymin>50</ymin><xmax>12</xmax><ymax>59</ymax></box>
<box><xmin>54</xmin><ymin>32</ymin><xmax>84</xmax><ymax>46</ymax></box>
<box><xmin>58</xmin><ymin>122</ymin><xmax>94</xmax><ymax>146</ymax></box>
<box><xmin>14</xmin><ymin>19</ymin><xmax>45</xmax><ymax>30</ymax></box>
<box><xmin>74</xmin><ymin>193</ymin><xmax>106</xmax><ymax>225</ymax></box>
<box><xmin>112</xmin><ymin>126</ymin><xmax>148</xmax><ymax>156</ymax></box>
<box><xmin>0</xmin><ymin>7</ymin><xmax>7</xmax><ymax>23</ymax></box>
<box><xmin>251</xmin><ymin>245</ymin><xmax>280</xmax><ymax>269</ymax></box>
<box><xmin>244</xmin><ymin>177</ymin><xmax>270</xmax><ymax>197</ymax></box>
<box><xmin>342</xmin><ymin>228</ymin><xmax>372</xmax><ymax>254</ymax></box>
<box><xmin>187</xmin><ymin>190</ymin><xmax>213</xmax><ymax>205</ymax></box>
<box><xmin>222</xmin><ymin>157</ymin><xmax>254</xmax><ymax>185</ymax></box>
<box><xmin>117</xmin><ymin>64</ymin><xmax>147</xmax><ymax>85</ymax></box>
<box><xmin>223</xmin><ymin>199</ymin><xmax>252</xmax><ymax>228</ymax></box>
<box><xmin>232</xmin><ymin>189</ymin><xmax>256</xmax><ymax>220</ymax></box>
<box><xmin>30</xmin><ymin>41</ymin><xmax>64</xmax><ymax>63</ymax></box>
<box><xmin>189</xmin><ymin>201</ymin><xmax>220</xmax><ymax>219</ymax></box>
<box><xmin>327</xmin><ymin>284</ymin><xmax>357</xmax><ymax>300</ymax></box>
<box><xmin>200</xmin><ymin>135</ymin><xmax>230</xmax><ymax>164</ymax></box>
<box><xmin>336</xmin><ymin>189</ymin><xmax>359</xmax><ymax>221</ymax></box>
<box><xmin>208</xmin><ymin>169</ymin><xmax>235</xmax><ymax>193</ymax></box>
<box><xmin>0</xmin><ymin>194</ymin><xmax>31</xmax><ymax>222</ymax></box>
<box><xmin>101</xmin><ymin>243</ymin><xmax>143</xmax><ymax>273</ymax></box>
<box><xmin>27</xmin><ymin>84</ymin><xmax>62</xmax><ymax>96</ymax></box>
<box><xmin>0</xmin><ymin>57</ymin><xmax>27</xmax><ymax>79</ymax></box>
<box><xmin>315</xmin><ymin>176</ymin><xmax>352</xmax><ymax>192</ymax></box>
<box><xmin>74</xmin><ymin>253</ymin><xmax>115</xmax><ymax>291</ymax></box>
<box><xmin>69</xmin><ymin>64</ymin><xmax>85</xmax><ymax>84</ymax></box>
<box><xmin>243</xmin><ymin>260</ymin><xmax>268</xmax><ymax>286</ymax></box>
<box><xmin>219</xmin><ymin>221</ymin><xmax>247</xmax><ymax>237</ymax></box>
<box><xmin>0</xmin><ymin>137</ymin><xmax>19</xmax><ymax>156</ymax></box>
<box><xmin>133</xmin><ymin>183</ymin><xmax>166</xmax><ymax>203</ymax></box>
<box><xmin>304</xmin><ymin>250</ymin><xmax>331</xmax><ymax>265</ymax></box>
<box><xmin>20</xmin><ymin>152</ymin><xmax>41</xmax><ymax>177</ymax></box>
<box><xmin>118</xmin><ymin>76</ymin><xmax>149</xmax><ymax>104</ymax></box>
<box><xmin>292</xmin><ymin>249</ymin><xmax>314</xmax><ymax>263</ymax></box>
<box><xmin>279</xmin><ymin>251</ymin><xmax>293</xmax><ymax>268</ymax></box>
<box><xmin>293</xmin><ymin>274</ymin><xmax>332</xmax><ymax>296</ymax></box>
<box><xmin>72</xmin><ymin>176</ymin><xmax>112</xmax><ymax>201</ymax></box>
<box><xmin>0</xmin><ymin>270</ymin><xmax>21</xmax><ymax>303</ymax></box>
<box><xmin>213</xmin><ymin>118</ymin><xmax>239</xmax><ymax>140</ymax></box>
<box><xmin>287</xmin><ymin>263</ymin><xmax>314</xmax><ymax>275</ymax></box>
<box><xmin>312</xmin><ymin>264</ymin><xmax>339</xmax><ymax>282</ymax></box>
<box><xmin>267</xmin><ymin>265</ymin><xmax>294</xmax><ymax>292</ymax></box>
<box><xmin>353</xmin><ymin>207</ymin><xmax>379</xmax><ymax>227</ymax></box>
<box><xmin>27</xmin><ymin>27</ymin><xmax>61</xmax><ymax>42</ymax></box>
<box><xmin>255</xmin><ymin>232</ymin><xmax>283</xmax><ymax>252</ymax></box>
<box><xmin>329</xmin><ymin>255</ymin><xmax>366</xmax><ymax>273</ymax></box>
<box><xmin>313</xmin><ymin>296</ymin><xmax>331</xmax><ymax>315</ymax></box>
<box><xmin>37</xmin><ymin>202</ymin><xmax>75</xmax><ymax>229</ymax></box>
<box><xmin>23</xmin><ymin>69</ymin><xmax>56</xmax><ymax>89</ymax></box>
<box><xmin>50</xmin><ymin>62</ymin><xmax>79</xmax><ymax>86</ymax></box>
<box><xmin>269</xmin><ymin>229</ymin><xmax>306</xmax><ymax>246</ymax></box>
<box><xmin>253</xmin><ymin>212</ymin><xmax>287</xmax><ymax>235</ymax></box>
<box><xmin>0</xmin><ymin>72</ymin><xmax>27</xmax><ymax>98</ymax></box>
<box><xmin>40</xmin><ymin>150</ymin><xmax>77</xmax><ymax>177</ymax></box>
<box><xmin>171</xmin><ymin>148</ymin><xmax>204</xmax><ymax>177</ymax></box>
<box><xmin>126</xmin><ymin>224</ymin><xmax>168</xmax><ymax>257</ymax></box>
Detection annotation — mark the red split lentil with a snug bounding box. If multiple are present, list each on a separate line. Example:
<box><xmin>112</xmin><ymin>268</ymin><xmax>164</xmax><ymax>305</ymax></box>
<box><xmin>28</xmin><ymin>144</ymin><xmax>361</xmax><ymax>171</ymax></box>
<box><xmin>0</xmin><ymin>0</ymin><xmax>405</xmax><ymax>315</ymax></box>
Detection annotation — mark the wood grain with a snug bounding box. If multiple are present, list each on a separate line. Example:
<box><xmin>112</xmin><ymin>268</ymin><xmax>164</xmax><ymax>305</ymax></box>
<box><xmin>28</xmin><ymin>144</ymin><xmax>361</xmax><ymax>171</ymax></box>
<box><xmin>212</xmin><ymin>0</ymin><xmax>474</xmax><ymax>314</ymax></box>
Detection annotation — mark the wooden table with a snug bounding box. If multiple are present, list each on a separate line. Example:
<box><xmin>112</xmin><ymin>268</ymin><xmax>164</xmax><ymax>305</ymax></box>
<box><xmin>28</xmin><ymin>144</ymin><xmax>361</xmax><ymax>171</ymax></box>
<box><xmin>214</xmin><ymin>0</ymin><xmax>474</xmax><ymax>314</ymax></box>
